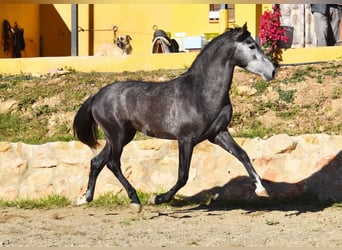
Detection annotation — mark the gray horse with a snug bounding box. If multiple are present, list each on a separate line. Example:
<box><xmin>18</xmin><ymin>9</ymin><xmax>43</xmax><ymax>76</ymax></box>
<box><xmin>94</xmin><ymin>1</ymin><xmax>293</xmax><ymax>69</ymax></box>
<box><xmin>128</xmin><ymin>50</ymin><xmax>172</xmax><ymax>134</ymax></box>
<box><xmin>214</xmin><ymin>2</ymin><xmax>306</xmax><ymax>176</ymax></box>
<box><xmin>73</xmin><ymin>23</ymin><xmax>275</xmax><ymax>211</ymax></box>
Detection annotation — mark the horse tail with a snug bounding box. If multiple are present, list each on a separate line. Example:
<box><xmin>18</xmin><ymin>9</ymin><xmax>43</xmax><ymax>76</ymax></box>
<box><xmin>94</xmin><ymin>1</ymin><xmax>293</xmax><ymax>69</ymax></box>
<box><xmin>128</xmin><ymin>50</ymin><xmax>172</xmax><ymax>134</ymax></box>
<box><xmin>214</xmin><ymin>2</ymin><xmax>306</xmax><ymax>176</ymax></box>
<box><xmin>73</xmin><ymin>94</ymin><xmax>100</xmax><ymax>148</ymax></box>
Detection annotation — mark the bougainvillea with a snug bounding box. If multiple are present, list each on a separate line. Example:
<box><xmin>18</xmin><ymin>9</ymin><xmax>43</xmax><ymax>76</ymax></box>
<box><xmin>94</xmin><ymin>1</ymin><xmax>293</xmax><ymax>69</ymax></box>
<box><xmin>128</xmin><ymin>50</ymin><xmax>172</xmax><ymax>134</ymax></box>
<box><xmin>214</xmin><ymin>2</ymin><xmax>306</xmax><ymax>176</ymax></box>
<box><xmin>258</xmin><ymin>5</ymin><xmax>288</xmax><ymax>65</ymax></box>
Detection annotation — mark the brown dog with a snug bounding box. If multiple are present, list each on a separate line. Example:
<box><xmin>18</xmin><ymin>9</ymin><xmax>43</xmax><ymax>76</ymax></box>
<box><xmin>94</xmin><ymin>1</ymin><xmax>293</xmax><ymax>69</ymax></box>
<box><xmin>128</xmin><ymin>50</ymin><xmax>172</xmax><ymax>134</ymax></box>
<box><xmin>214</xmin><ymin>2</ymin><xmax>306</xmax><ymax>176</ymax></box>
<box><xmin>95</xmin><ymin>34</ymin><xmax>132</xmax><ymax>56</ymax></box>
<box><xmin>116</xmin><ymin>35</ymin><xmax>132</xmax><ymax>55</ymax></box>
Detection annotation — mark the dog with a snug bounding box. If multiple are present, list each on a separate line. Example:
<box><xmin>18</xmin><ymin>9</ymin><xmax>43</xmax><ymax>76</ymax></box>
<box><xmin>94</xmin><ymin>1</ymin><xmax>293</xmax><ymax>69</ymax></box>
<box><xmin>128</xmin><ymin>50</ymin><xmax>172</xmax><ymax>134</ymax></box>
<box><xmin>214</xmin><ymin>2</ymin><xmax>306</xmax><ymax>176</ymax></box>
<box><xmin>95</xmin><ymin>34</ymin><xmax>132</xmax><ymax>56</ymax></box>
<box><xmin>116</xmin><ymin>34</ymin><xmax>132</xmax><ymax>55</ymax></box>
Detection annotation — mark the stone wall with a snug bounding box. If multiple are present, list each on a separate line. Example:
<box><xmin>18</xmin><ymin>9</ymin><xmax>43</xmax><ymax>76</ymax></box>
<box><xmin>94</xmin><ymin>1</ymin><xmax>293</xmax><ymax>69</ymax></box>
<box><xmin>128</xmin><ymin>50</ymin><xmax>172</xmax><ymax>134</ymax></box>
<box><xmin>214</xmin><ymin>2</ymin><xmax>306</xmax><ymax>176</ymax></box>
<box><xmin>0</xmin><ymin>134</ymin><xmax>341</xmax><ymax>202</ymax></box>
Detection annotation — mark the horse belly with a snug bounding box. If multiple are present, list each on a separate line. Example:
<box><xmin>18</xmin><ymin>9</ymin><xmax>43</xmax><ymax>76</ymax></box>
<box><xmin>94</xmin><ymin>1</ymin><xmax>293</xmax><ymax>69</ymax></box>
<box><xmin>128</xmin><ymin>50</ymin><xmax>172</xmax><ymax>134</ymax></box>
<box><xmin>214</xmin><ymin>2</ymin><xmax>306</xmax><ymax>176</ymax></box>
<box><xmin>133</xmin><ymin>109</ymin><xmax>207</xmax><ymax>141</ymax></box>
<box><xmin>130</xmin><ymin>112</ymin><xmax>178</xmax><ymax>140</ymax></box>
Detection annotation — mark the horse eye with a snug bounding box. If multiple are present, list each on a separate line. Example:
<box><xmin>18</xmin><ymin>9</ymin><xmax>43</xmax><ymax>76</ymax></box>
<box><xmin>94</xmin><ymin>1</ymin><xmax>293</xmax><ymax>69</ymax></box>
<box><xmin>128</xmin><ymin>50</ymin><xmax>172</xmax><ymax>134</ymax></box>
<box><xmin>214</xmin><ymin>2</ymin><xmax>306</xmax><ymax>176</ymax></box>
<box><xmin>249</xmin><ymin>45</ymin><xmax>256</xmax><ymax>49</ymax></box>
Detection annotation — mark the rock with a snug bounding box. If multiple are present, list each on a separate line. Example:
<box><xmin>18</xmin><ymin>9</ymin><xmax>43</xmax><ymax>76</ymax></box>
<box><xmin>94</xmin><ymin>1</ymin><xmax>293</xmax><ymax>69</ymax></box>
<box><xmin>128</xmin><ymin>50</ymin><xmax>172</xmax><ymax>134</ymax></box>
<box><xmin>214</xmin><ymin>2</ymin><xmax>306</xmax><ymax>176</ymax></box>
<box><xmin>265</xmin><ymin>134</ymin><xmax>297</xmax><ymax>154</ymax></box>
<box><xmin>0</xmin><ymin>142</ymin><xmax>28</xmax><ymax>184</ymax></box>
<box><xmin>0</xmin><ymin>99</ymin><xmax>17</xmax><ymax>112</ymax></box>
<box><xmin>0</xmin><ymin>186</ymin><xmax>19</xmax><ymax>200</ymax></box>
<box><xmin>236</xmin><ymin>85</ymin><xmax>257</xmax><ymax>96</ymax></box>
<box><xmin>0</xmin><ymin>142</ymin><xmax>11</xmax><ymax>152</ymax></box>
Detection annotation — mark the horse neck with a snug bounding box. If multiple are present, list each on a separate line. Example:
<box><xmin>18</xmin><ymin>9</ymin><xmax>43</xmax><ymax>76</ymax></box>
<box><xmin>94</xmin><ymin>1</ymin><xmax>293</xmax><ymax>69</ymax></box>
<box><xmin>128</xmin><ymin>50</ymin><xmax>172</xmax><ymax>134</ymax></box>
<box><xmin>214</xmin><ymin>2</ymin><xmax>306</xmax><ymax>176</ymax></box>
<box><xmin>188</xmin><ymin>51</ymin><xmax>235</xmax><ymax>99</ymax></box>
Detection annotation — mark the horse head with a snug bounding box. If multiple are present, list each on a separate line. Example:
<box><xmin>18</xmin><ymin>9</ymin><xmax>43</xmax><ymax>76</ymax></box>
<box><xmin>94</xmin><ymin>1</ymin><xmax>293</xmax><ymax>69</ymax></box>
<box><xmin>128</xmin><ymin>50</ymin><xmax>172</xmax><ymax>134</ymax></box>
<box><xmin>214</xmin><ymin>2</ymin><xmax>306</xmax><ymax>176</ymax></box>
<box><xmin>233</xmin><ymin>23</ymin><xmax>275</xmax><ymax>81</ymax></box>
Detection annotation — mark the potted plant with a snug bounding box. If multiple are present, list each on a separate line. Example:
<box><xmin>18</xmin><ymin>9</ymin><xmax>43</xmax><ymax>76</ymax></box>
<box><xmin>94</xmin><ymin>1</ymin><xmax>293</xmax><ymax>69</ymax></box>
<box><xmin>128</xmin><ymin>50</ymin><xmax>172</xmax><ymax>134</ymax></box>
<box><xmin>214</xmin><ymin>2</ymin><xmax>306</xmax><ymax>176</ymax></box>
<box><xmin>257</xmin><ymin>5</ymin><xmax>291</xmax><ymax>65</ymax></box>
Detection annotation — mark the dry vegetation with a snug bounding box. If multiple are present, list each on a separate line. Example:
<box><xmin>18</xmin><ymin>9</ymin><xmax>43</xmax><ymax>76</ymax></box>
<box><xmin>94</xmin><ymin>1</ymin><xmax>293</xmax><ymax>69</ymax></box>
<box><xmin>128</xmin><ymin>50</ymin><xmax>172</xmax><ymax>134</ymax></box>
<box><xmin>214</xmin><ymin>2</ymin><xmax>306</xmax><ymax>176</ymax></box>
<box><xmin>0</xmin><ymin>60</ymin><xmax>341</xmax><ymax>144</ymax></box>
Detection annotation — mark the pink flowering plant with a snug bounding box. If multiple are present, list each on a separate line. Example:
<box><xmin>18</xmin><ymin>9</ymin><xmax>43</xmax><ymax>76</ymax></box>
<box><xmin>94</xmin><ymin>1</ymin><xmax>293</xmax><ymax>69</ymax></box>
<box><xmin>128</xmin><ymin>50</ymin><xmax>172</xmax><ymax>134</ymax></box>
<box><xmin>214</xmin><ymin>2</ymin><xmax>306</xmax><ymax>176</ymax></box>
<box><xmin>258</xmin><ymin>5</ymin><xmax>288</xmax><ymax>65</ymax></box>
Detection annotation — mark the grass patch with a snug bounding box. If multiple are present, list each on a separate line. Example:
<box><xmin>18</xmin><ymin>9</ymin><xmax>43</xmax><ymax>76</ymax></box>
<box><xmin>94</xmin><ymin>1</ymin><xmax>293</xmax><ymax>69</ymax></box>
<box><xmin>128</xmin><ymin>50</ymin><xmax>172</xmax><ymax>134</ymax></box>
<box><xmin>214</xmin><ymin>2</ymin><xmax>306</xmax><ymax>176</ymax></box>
<box><xmin>1</xmin><ymin>118</ymin><xmax>77</xmax><ymax>143</ymax></box>
<box><xmin>233</xmin><ymin>120</ymin><xmax>274</xmax><ymax>138</ymax></box>
<box><xmin>88</xmin><ymin>192</ymin><xmax>130</xmax><ymax>207</ymax></box>
<box><xmin>0</xmin><ymin>112</ymin><xmax>49</xmax><ymax>143</ymax></box>
<box><xmin>0</xmin><ymin>194</ymin><xmax>71</xmax><ymax>209</ymax></box>
<box><xmin>265</xmin><ymin>219</ymin><xmax>280</xmax><ymax>226</ymax></box>
<box><xmin>331</xmin><ymin>87</ymin><xmax>341</xmax><ymax>99</ymax></box>
<box><xmin>253</xmin><ymin>79</ymin><xmax>270</xmax><ymax>95</ymax></box>
<box><xmin>279</xmin><ymin>64</ymin><xmax>329</xmax><ymax>84</ymax></box>
<box><xmin>275</xmin><ymin>106</ymin><xmax>299</xmax><ymax>119</ymax></box>
<box><xmin>253</xmin><ymin>101</ymin><xmax>278</xmax><ymax>115</ymax></box>
<box><xmin>88</xmin><ymin>190</ymin><xmax>151</xmax><ymax>208</ymax></box>
<box><xmin>276</xmin><ymin>87</ymin><xmax>296</xmax><ymax>103</ymax></box>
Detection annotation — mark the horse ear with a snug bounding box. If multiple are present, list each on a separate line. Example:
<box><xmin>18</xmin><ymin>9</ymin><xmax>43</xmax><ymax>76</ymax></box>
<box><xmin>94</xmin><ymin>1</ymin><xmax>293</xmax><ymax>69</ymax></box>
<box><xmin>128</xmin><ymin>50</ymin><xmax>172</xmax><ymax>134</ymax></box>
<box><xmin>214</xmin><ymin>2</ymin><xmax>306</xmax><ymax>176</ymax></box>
<box><xmin>235</xmin><ymin>22</ymin><xmax>250</xmax><ymax>41</ymax></box>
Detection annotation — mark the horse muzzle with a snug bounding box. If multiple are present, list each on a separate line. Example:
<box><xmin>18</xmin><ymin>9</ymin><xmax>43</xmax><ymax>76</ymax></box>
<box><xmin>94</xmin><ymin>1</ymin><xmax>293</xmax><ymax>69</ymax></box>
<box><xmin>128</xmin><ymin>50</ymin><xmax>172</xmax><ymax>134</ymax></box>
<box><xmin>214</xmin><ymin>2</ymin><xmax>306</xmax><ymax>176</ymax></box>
<box><xmin>262</xmin><ymin>69</ymin><xmax>276</xmax><ymax>81</ymax></box>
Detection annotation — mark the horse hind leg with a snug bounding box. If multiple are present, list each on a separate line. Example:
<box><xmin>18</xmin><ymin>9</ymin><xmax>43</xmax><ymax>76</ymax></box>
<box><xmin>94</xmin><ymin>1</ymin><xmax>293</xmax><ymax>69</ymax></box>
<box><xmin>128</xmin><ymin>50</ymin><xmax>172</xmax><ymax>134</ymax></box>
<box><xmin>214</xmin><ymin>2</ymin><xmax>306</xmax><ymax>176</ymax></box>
<box><xmin>105</xmin><ymin>126</ymin><xmax>142</xmax><ymax>211</ymax></box>
<box><xmin>107</xmin><ymin>158</ymin><xmax>142</xmax><ymax>212</ymax></box>
<box><xmin>77</xmin><ymin>142</ymin><xmax>111</xmax><ymax>205</ymax></box>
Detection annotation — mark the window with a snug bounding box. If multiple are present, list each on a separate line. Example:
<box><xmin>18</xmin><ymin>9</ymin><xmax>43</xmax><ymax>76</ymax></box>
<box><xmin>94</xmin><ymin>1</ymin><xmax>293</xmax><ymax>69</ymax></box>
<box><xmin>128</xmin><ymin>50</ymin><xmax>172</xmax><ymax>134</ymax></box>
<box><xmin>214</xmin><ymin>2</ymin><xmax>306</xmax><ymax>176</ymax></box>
<box><xmin>209</xmin><ymin>4</ymin><xmax>235</xmax><ymax>23</ymax></box>
<box><xmin>209</xmin><ymin>4</ymin><xmax>221</xmax><ymax>22</ymax></box>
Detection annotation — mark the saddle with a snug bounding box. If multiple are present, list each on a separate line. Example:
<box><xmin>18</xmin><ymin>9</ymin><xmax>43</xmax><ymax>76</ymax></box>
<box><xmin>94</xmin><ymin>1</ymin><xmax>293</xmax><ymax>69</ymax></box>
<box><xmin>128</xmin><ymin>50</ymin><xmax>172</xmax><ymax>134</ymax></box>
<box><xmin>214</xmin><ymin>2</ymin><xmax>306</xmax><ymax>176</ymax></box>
<box><xmin>152</xmin><ymin>29</ymin><xmax>179</xmax><ymax>53</ymax></box>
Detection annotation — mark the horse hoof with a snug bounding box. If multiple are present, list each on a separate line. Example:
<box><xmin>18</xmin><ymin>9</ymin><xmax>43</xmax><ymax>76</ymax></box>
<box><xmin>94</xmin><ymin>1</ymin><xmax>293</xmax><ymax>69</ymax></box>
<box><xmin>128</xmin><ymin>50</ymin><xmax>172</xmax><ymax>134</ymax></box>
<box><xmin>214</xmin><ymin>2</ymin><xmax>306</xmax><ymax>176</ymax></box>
<box><xmin>255</xmin><ymin>186</ymin><xmax>269</xmax><ymax>198</ymax></box>
<box><xmin>130</xmin><ymin>203</ymin><xmax>142</xmax><ymax>213</ymax></box>
<box><xmin>148</xmin><ymin>195</ymin><xmax>157</xmax><ymax>205</ymax></box>
<box><xmin>76</xmin><ymin>195</ymin><xmax>88</xmax><ymax>206</ymax></box>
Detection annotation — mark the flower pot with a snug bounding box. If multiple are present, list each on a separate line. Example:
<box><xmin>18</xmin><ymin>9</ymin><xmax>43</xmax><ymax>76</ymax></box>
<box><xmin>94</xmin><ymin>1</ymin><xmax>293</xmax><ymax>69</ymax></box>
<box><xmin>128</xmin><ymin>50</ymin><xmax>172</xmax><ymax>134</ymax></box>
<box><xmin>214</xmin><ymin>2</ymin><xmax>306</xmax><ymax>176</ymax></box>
<box><xmin>277</xmin><ymin>26</ymin><xmax>294</xmax><ymax>49</ymax></box>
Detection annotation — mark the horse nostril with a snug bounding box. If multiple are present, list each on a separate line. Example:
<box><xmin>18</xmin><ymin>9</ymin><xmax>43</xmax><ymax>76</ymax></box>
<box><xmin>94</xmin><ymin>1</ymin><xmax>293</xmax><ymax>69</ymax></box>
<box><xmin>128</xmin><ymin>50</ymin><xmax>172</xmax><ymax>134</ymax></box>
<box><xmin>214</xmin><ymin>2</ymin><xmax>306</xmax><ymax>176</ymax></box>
<box><xmin>272</xmin><ymin>70</ymin><xmax>275</xmax><ymax>79</ymax></box>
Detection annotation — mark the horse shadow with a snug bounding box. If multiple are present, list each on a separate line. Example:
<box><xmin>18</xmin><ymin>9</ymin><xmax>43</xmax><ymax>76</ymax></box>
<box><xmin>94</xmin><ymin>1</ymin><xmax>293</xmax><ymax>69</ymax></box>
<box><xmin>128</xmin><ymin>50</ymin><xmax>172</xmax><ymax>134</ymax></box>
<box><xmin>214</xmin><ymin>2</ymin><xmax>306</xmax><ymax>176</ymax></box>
<box><xmin>169</xmin><ymin>150</ymin><xmax>342</xmax><ymax>214</ymax></box>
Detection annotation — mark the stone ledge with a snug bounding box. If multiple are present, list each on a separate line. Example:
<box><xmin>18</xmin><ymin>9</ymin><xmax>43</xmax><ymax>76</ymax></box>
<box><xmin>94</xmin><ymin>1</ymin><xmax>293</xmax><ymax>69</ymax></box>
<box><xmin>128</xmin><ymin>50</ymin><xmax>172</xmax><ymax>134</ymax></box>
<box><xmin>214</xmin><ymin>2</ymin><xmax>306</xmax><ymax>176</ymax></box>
<box><xmin>0</xmin><ymin>134</ymin><xmax>341</xmax><ymax>202</ymax></box>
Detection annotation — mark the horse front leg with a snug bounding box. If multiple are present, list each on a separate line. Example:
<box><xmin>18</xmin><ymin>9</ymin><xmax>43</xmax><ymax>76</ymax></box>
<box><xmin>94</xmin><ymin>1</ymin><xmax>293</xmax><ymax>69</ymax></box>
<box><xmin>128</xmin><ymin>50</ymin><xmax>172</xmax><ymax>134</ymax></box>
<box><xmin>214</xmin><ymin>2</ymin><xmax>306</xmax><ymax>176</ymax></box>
<box><xmin>151</xmin><ymin>138</ymin><xmax>194</xmax><ymax>205</ymax></box>
<box><xmin>76</xmin><ymin>143</ymin><xmax>110</xmax><ymax>205</ymax></box>
<box><xmin>212</xmin><ymin>130</ymin><xmax>269</xmax><ymax>197</ymax></box>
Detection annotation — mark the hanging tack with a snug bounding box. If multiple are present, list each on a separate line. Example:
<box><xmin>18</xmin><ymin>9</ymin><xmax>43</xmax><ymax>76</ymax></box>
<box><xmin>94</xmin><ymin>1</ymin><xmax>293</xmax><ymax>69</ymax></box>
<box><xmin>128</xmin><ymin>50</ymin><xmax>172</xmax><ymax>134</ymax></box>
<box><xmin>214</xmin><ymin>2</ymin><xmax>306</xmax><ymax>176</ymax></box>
<box><xmin>113</xmin><ymin>25</ymin><xmax>118</xmax><ymax>42</ymax></box>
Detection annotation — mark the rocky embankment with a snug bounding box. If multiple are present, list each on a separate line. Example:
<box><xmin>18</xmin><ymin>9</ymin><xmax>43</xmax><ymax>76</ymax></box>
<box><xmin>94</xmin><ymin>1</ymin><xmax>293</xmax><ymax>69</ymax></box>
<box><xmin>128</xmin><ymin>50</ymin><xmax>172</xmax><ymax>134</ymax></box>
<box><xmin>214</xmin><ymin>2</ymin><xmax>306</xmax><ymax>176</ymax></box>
<box><xmin>0</xmin><ymin>134</ymin><xmax>341</xmax><ymax>203</ymax></box>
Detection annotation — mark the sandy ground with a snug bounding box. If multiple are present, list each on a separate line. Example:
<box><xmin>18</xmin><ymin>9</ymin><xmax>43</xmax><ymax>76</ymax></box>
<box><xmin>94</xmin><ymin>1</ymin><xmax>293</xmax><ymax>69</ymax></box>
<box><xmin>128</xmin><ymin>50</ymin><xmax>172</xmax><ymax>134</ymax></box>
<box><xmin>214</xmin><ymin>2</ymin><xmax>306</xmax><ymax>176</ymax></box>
<box><xmin>1</xmin><ymin>203</ymin><xmax>341</xmax><ymax>247</ymax></box>
<box><xmin>0</xmin><ymin>60</ymin><xmax>341</xmax><ymax>248</ymax></box>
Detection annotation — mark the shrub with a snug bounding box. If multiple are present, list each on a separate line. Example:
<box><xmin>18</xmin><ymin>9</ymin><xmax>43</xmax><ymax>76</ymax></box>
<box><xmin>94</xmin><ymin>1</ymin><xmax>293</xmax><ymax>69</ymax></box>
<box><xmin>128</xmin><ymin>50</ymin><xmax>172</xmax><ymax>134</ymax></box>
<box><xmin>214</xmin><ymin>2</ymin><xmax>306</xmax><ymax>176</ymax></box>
<box><xmin>258</xmin><ymin>5</ymin><xmax>288</xmax><ymax>65</ymax></box>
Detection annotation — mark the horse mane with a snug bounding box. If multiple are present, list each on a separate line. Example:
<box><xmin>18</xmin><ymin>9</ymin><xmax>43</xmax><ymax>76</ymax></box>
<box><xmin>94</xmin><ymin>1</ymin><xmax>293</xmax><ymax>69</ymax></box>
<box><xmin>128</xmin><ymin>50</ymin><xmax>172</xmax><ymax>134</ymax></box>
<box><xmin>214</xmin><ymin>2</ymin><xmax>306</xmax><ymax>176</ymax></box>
<box><xmin>187</xmin><ymin>23</ymin><xmax>250</xmax><ymax>72</ymax></box>
<box><xmin>203</xmin><ymin>23</ymin><xmax>251</xmax><ymax>52</ymax></box>
<box><xmin>228</xmin><ymin>28</ymin><xmax>251</xmax><ymax>42</ymax></box>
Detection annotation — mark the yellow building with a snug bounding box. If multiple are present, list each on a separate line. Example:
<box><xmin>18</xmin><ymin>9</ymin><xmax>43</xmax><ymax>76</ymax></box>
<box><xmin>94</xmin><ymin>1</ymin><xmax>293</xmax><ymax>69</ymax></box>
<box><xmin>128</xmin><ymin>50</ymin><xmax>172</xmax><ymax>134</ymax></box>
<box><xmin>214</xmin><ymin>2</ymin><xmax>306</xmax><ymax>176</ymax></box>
<box><xmin>0</xmin><ymin>4</ymin><xmax>340</xmax><ymax>74</ymax></box>
<box><xmin>0</xmin><ymin>4</ymin><xmax>270</xmax><ymax>57</ymax></box>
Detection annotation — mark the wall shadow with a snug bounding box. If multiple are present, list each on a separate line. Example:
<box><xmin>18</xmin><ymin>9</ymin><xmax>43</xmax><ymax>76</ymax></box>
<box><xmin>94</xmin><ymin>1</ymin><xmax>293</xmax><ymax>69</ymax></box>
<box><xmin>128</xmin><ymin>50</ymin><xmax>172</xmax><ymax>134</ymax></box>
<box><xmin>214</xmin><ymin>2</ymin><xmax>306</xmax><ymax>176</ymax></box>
<box><xmin>172</xmin><ymin>151</ymin><xmax>342</xmax><ymax>214</ymax></box>
<box><xmin>40</xmin><ymin>5</ymin><xmax>71</xmax><ymax>56</ymax></box>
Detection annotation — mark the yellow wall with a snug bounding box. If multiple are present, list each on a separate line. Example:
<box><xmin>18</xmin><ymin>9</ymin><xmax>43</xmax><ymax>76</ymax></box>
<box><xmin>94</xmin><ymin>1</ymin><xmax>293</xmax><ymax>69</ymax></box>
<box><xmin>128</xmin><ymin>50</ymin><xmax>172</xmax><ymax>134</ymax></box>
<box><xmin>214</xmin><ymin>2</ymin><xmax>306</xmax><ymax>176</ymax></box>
<box><xmin>40</xmin><ymin>4</ymin><xmax>71</xmax><ymax>56</ymax></box>
<box><xmin>51</xmin><ymin>4</ymin><xmax>90</xmax><ymax>56</ymax></box>
<box><xmin>0</xmin><ymin>47</ymin><xmax>340</xmax><ymax>75</ymax></box>
<box><xmin>234</xmin><ymin>4</ymin><xmax>262</xmax><ymax>37</ymax></box>
<box><xmin>0</xmin><ymin>4</ymin><xmax>40</xmax><ymax>58</ymax></box>
<box><xmin>89</xmin><ymin>4</ymin><xmax>222</xmax><ymax>55</ymax></box>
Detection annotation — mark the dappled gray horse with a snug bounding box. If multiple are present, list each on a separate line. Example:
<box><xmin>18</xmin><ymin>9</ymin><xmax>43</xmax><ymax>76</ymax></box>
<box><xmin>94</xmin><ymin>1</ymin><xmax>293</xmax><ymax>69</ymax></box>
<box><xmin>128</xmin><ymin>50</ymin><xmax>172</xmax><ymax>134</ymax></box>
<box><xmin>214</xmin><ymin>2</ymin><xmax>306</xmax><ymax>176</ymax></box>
<box><xmin>73</xmin><ymin>23</ymin><xmax>275</xmax><ymax>211</ymax></box>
